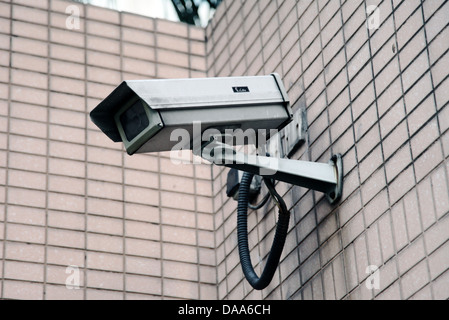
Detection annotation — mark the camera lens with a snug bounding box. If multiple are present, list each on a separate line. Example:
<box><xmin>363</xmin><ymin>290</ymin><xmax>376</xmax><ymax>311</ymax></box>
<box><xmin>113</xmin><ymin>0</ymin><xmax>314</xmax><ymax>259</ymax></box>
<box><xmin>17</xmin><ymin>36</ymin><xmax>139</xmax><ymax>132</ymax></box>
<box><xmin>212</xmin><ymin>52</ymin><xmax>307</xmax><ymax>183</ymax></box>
<box><xmin>120</xmin><ymin>100</ymin><xmax>150</xmax><ymax>142</ymax></box>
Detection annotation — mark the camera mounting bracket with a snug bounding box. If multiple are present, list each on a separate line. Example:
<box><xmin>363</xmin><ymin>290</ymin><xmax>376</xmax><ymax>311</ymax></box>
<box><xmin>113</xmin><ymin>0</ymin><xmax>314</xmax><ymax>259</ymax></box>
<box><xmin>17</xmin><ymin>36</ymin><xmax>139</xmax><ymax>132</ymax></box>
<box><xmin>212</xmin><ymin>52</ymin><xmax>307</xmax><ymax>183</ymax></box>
<box><xmin>197</xmin><ymin>136</ymin><xmax>343</xmax><ymax>205</ymax></box>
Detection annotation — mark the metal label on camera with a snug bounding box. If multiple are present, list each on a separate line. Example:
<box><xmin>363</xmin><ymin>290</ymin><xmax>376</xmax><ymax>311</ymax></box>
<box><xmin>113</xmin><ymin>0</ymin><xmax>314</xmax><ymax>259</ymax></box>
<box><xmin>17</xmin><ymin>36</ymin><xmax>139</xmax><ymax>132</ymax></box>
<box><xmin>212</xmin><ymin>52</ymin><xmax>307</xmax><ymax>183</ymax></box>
<box><xmin>232</xmin><ymin>86</ymin><xmax>250</xmax><ymax>93</ymax></box>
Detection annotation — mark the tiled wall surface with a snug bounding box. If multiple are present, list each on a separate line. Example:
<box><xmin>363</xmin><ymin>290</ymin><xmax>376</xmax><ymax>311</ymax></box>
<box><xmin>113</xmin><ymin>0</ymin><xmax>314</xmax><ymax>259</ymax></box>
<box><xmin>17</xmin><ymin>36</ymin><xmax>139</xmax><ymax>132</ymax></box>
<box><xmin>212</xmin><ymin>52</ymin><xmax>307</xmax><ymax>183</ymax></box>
<box><xmin>0</xmin><ymin>0</ymin><xmax>448</xmax><ymax>300</ymax></box>
<box><xmin>208</xmin><ymin>0</ymin><xmax>449</xmax><ymax>299</ymax></box>
<box><xmin>0</xmin><ymin>0</ymin><xmax>215</xmax><ymax>300</ymax></box>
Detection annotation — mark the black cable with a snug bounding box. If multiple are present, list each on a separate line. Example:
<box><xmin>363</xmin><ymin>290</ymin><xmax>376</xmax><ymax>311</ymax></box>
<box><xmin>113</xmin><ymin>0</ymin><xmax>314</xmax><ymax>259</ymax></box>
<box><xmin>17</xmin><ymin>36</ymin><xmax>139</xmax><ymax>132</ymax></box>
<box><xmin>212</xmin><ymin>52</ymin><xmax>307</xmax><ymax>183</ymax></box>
<box><xmin>248</xmin><ymin>175</ymin><xmax>274</xmax><ymax>210</ymax></box>
<box><xmin>248</xmin><ymin>155</ymin><xmax>273</xmax><ymax>211</ymax></box>
<box><xmin>248</xmin><ymin>193</ymin><xmax>270</xmax><ymax>210</ymax></box>
<box><xmin>237</xmin><ymin>172</ymin><xmax>290</xmax><ymax>290</ymax></box>
<box><xmin>247</xmin><ymin>177</ymin><xmax>276</xmax><ymax>210</ymax></box>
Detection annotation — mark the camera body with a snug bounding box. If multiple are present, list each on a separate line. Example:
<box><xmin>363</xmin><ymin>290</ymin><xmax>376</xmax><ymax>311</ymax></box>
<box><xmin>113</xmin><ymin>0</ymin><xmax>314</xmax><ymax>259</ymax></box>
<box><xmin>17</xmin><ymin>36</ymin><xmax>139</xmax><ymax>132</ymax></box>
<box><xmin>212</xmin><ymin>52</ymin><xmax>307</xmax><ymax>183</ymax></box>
<box><xmin>90</xmin><ymin>73</ymin><xmax>292</xmax><ymax>155</ymax></box>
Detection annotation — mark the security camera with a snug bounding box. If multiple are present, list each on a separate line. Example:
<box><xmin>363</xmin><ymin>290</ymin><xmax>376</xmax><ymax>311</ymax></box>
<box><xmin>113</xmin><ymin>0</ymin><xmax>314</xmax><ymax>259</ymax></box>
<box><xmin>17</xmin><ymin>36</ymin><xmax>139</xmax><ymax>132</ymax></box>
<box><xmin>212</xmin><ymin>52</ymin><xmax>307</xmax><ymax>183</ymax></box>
<box><xmin>91</xmin><ymin>73</ymin><xmax>344</xmax><ymax>292</ymax></box>
<box><xmin>90</xmin><ymin>73</ymin><xmax>343</xmax><ymax>205</ymax></box>
<box><xmin>90</xmin><ymin>73</ymin><xmax>293</xmax><ymax>155</ymax></box>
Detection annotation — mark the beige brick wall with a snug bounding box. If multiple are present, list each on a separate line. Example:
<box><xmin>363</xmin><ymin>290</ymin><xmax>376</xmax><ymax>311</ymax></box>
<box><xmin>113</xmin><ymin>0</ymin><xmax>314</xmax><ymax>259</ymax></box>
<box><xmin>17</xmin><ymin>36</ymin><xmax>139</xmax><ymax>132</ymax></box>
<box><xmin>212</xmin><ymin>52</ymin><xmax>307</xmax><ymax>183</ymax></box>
<box><xmin>0</xmin><ymin>0</ymin><xmax>448</xmax><ymax>300</ymax></box>
<box><xmin>0</xmin><ymin>0</ymin><xmax>215</xmax><ymax>300</ymax></box>
<box><xmin>208</xmin><ymin>0</ymin><xmax>449</xmax><ymax>299</ymax></box>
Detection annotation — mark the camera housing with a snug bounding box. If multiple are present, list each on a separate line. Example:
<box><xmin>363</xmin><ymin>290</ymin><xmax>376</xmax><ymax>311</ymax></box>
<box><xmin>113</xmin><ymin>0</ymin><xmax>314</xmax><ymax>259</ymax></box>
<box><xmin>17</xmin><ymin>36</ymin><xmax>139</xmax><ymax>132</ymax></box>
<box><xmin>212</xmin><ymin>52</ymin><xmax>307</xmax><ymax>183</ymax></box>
<box><xmin>90</xmin><ymin>73</ymin><xmax>293</xmax><ymax>155</ymax></box>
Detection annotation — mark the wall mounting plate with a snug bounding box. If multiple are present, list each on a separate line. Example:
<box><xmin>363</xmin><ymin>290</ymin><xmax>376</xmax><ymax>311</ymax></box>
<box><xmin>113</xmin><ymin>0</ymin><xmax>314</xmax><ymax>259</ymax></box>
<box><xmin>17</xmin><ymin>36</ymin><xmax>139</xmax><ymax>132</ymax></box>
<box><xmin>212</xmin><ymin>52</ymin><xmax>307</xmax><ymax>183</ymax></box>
<box><xmin>326</xmin><ymin>154</ymin><xmax>344</xmax><ymax>205</ymax></box>
<box><xmin>266</xmin><ymin>108</ymin><xmax>306</xmax><ymax>159</ymax></box>
<box><xmin>282</xmin><ymin>109</ymin><xmax>306</xmax><ymax>158</ymax></box>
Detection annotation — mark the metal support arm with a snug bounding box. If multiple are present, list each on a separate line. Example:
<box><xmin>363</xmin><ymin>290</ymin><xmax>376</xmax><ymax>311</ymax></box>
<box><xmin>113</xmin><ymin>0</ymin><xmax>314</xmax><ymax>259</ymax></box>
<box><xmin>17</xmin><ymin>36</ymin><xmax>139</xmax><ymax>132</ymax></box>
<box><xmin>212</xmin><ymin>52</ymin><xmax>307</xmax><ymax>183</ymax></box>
<box><xmin>199</xmin><ymin>138</ymin><xmax>343</xmax><ymax>205</ymax></box>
